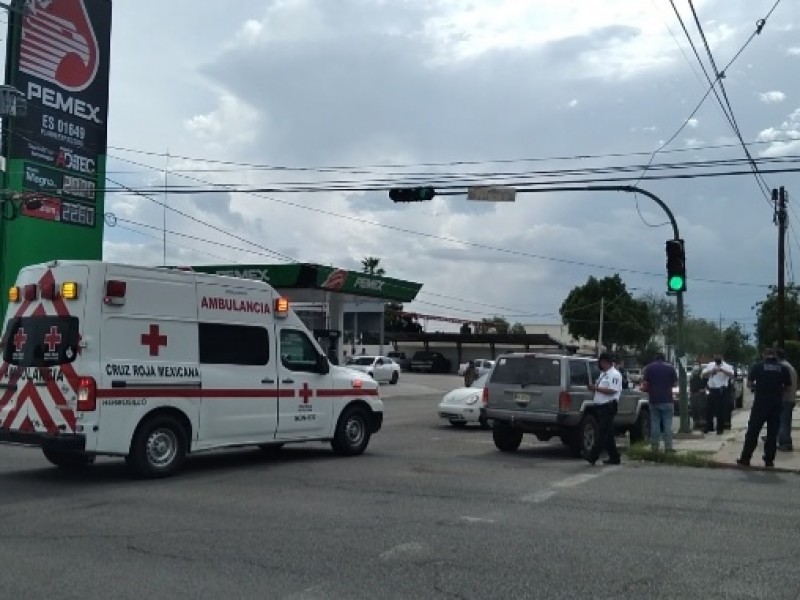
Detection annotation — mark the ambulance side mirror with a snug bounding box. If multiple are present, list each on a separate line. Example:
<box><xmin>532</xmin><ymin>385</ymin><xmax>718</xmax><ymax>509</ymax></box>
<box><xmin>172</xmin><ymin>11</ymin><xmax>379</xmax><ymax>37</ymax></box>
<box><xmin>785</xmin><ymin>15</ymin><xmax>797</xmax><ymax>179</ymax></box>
<box><xmin>317</xmin><ymin>353</ymin><xmax>330</xmax><ymax>375</ymax></box>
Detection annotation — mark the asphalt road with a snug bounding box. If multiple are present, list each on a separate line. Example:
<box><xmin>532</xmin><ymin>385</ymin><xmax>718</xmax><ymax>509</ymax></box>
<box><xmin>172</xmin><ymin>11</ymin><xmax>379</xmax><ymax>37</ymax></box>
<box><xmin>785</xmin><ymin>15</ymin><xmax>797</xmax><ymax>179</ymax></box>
<box><xmin>1</xmin><ymin>374</ymin><xmax>798</xmax><ymax>600</ymax></box>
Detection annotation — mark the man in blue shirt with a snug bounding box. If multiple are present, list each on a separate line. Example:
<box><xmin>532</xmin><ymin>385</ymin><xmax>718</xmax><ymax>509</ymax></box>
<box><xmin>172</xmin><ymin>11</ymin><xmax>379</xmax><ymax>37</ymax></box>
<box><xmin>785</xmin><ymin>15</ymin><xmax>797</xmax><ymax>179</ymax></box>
<box><xmin>737</xmin><ymin>348</ymin><xmax>791</xmax><ymax>468</ymax></box>
<box><xmin>643</xmin><ymin>353</ymin><xmax>678</xmax><ymax>452</ymax></box>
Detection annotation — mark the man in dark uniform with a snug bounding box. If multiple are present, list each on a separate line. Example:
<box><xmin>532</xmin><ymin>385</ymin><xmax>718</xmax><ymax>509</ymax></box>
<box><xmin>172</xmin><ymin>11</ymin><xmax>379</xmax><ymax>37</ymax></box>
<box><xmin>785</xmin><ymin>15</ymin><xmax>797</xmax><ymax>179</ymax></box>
<box><xmin>737</xmin><ymin>347</ymin><xmax>791</xmax><ymax>468</ymax></box>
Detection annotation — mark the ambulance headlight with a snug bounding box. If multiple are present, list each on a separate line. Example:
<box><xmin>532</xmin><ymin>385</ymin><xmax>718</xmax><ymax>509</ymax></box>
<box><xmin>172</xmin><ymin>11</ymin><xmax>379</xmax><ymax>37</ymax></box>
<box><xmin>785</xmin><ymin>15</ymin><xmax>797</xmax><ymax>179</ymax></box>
<box><xmin>8</xmin><ymin>286</ymin><xmax>19</xmax><ymax>303</ymax></box>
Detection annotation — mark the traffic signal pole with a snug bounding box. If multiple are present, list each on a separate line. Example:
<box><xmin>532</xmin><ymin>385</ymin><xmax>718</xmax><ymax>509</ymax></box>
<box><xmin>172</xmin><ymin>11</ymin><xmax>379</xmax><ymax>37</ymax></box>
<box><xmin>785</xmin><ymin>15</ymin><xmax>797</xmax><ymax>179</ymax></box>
<box><xmin>397</xmin><ymin>183</ymin><xmax>692</xmax><ymax>433</ymax></box>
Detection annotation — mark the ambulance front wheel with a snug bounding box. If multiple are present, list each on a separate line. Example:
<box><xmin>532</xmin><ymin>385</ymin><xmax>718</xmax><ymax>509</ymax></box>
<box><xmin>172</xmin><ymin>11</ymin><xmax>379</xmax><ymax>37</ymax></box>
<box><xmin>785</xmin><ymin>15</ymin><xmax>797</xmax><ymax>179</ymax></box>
<box><xmin>331</xmin><ymin>406</ymin><xmax>372</xmax><ymax>456</ymax></box>
<box><xmin>128</xmin><ymin>415</ymin><xmax>188</xmax><ymax>478</ymax></box>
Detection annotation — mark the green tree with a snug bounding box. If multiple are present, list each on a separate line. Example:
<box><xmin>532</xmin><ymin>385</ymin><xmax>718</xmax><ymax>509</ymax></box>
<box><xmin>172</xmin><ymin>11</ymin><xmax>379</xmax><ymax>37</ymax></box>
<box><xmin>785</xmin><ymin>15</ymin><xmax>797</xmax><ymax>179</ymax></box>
<box><xmin>477</xmin><ymin>316</ymin><xmax>510</xmax><ymax>334</ymax></box>
<box><xmin>754</xmin><ymin>285</ymin><xmax>800</xmax><ymax>348</ymax></box>
<box><xmin>361</xmin><ymin>256</ymin><xmax>385</xmax><ymax>276</ymax></box>
<box><xmin>639</xmin><ymin>291</ymin><xmax>678</xmax><ymax>348</ymax></box>
<box><xmin>682</xmin><ymin>316</ymin><xmax>721</xmax><ymax>357</ymax></box>
<box><xmin>720</xmin><ymin>321</ymin><xmax>755</xmax><ymax>365</ymax></box>
<box><xmin>510</xmin><ymin>322</ymin><xmax>527</xmax><ymax>335</ymax></box>
<box><xmin>559</xmin><ymin>275</ymin><xmax>654</xmax><ymax>349</ymax></box>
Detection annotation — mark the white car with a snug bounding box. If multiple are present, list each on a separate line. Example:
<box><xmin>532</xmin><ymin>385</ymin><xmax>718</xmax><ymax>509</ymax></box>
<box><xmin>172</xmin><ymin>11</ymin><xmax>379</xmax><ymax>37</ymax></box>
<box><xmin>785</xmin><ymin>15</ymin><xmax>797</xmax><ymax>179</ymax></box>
<box><xmin>438</xmin><ymin>374</ymin><xmax>491</xmax><ymax>428</ymax></box>
<box><xmin>457</xmin><ymin>359</ymin><xmax>496</xmax><ymax>377</ymax></box>
<box><xmin>346</xmin><ymin>355</ymin><xmax>400</xmax><ymax>384</ymax></box>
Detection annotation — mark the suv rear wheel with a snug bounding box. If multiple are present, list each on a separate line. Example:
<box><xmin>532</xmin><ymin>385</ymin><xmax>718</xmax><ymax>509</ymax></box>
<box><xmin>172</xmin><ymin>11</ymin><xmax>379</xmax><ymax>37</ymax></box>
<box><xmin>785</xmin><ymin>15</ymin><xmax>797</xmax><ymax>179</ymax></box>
<box><xmin>569</xmin><ymin>414</ymin><xmax>599</xmax><ymax>458</ymax></box>
<box><xmin>492</xmin><ymin>421</ymin><xmax>522</xmax><ymax>452</ymax></box>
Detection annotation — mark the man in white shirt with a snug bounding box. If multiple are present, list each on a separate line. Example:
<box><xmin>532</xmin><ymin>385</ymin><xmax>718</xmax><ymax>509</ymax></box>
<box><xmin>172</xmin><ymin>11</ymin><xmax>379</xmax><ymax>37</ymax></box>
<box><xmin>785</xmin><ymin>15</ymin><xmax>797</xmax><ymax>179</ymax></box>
<box><xmin>584</xmin><ymin>352</ymin><xmax>623</xmax><ymax>466</ymax></box>
<box><xmin>702</xmin><ymin>355</ymin><xmax>734</xmax><ymax>435</ymax></box>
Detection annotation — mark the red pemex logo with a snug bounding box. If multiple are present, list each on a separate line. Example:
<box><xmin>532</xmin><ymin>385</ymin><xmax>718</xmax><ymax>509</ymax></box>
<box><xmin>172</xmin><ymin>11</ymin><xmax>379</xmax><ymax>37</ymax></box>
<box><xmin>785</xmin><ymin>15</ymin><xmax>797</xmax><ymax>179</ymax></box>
<box><xmin>20</xmin><ymin>0</ymin><xmax>100</xmax><ymax>92</ymax></box>
<box><xmin>320</xmin><ymin>269</ymin><xmax>349</xmax><ymax>291</ymax></box>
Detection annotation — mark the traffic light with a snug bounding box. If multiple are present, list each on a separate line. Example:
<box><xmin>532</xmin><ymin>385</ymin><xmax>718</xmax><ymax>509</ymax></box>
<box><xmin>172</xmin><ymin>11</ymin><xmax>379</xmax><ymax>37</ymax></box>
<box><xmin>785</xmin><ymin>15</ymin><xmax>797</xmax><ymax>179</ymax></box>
<box><xmin>666</xmin><ymin>239</ymin><xmax>686</xmax><ymax>293</ymax></box>
<box><xmin>389</xmin><ymin>187</ymin><xmax>436</xmax><ymax>203</ymax></box>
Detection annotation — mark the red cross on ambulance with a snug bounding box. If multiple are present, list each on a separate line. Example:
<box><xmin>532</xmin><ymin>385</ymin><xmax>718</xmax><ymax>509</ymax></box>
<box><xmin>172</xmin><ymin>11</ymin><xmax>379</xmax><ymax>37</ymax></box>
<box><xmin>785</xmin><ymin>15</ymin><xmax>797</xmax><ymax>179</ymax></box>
<box><xmin>13</xmin><ymin>328</ymin><xmax>27</xmax><ymax>352</ymax></box>
<box><xmin>141</xmin><ymin>324</ymin><xmax>168</xmax><ymax>356</ymax></box>
<box><xmin>298</xmin><ymin>382</ymin><xmax>314</xmax><ymax>404</ymax></box>
<box><xmin>44</xmin><ymin>326</ymin><xmax>62</xmax><ymax>353</ymax></box>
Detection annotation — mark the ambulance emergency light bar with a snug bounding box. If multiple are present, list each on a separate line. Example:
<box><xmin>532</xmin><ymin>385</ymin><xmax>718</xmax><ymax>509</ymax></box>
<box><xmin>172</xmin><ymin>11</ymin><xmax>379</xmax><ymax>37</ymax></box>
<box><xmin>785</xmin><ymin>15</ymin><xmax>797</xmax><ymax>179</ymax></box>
<box><xmin>8</xmin><ymin>282</ymin><xmax>80</xmax><ymax>302</ymax></box>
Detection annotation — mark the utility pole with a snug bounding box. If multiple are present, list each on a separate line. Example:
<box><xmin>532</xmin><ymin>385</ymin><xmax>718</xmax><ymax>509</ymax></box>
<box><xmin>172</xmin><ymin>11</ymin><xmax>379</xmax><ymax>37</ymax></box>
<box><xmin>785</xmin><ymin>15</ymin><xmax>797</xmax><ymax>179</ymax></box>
<box><xmin>597</xmin><ymin>297</ymin><xmax>605</xmax><ymax>357</ymax></box>
<box><xmin>775</xmin><ymin>187</ymin><xmax>787</xmax><ymax>349</ymax></box>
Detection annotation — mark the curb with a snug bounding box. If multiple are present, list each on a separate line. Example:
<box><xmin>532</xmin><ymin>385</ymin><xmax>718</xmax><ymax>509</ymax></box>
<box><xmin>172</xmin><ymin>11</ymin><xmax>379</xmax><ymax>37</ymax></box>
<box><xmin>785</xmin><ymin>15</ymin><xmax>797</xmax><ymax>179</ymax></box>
<box><xmin>707</xmin><ymin>460</ymin><xmax>800</xmax><ymax>475</ymax></box>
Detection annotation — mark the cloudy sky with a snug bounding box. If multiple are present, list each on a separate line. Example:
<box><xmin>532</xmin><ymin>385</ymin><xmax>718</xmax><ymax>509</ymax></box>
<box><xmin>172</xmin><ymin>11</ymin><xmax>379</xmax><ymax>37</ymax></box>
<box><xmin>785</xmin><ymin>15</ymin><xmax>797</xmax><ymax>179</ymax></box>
<box><xmin>28</xmin><ymin>0</ymin><xmax>800</xmax><ymax>334</ymax></box>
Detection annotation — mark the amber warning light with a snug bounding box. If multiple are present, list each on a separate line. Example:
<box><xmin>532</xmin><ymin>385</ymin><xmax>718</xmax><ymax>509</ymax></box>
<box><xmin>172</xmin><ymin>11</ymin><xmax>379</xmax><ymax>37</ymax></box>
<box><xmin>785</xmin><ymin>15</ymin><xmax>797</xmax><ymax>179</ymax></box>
<box><xmin>8</xmin><ymin>287</ymin><xmax>19</xmax><ymax>303</ymax></box>
<box><xmin>274</xmin><ymin>297</ymin><xmax>290</xmax><ymax>317</ymax></box>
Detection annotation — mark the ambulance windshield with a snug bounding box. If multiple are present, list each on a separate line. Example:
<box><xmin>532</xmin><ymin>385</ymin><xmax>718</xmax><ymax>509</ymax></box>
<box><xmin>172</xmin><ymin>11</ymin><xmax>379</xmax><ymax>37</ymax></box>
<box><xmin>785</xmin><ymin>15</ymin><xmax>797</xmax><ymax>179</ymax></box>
<box><xmin>3</xmin><ymin>316</ymin><xmax>81</xmax><ymax>368</ymax></box>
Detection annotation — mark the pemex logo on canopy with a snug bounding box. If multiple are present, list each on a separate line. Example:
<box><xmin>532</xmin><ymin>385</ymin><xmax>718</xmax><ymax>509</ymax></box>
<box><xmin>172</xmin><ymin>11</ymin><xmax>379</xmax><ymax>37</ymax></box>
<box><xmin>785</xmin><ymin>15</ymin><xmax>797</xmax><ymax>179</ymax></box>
<box><xmin>20</xmin><ymin>0</ymin><xmax>100</xmax><ymax>92</ymax></box>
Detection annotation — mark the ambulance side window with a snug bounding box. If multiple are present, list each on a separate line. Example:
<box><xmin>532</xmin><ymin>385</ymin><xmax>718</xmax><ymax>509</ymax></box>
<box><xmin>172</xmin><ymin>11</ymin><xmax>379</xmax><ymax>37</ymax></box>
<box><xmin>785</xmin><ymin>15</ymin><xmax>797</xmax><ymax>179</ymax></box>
<box><xmin>199</xmin><ymin>323</ymin><xmax>270</xmax><ymax>366</ymax></box>
<box><xmin>280</xmin><ymin>329</ymin><xmax>323</xmax><ymax>373</ymax></box>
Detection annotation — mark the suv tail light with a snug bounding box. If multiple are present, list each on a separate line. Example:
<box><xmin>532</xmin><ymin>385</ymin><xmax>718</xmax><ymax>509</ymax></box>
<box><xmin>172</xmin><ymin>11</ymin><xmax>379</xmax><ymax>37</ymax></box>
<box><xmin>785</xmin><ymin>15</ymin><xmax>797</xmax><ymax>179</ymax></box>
<box><xmin>482</xmin><ymin>386</ymin><xmax>489</xmax><ymax>406</ymax></box>
<box><xmin>559</xmin><ymin>391</ymin><xmax>571</xmax><ymax>412</ymax></box>
<box><xmin>77</xmin><ymin>377</ymin><xmax>97</xmax><ymax>412</ymax></box>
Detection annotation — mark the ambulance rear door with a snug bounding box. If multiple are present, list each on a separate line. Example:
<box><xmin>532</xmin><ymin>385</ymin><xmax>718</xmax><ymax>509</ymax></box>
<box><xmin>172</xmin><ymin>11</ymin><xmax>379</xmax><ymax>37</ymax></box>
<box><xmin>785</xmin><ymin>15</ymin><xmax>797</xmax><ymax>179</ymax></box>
<box><xmin>0</xmin><ymin>263</ymin><xmax>90</xmax><ymax>442</ymax></box>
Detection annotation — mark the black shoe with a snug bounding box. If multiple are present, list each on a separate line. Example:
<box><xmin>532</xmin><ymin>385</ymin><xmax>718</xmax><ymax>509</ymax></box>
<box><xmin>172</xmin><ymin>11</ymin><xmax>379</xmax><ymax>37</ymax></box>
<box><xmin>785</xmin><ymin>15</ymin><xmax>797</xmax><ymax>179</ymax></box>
<box><xmin>761</xmin><ymin>435</ymin><xmax>768</xmax><ymax>443</ymax></box>
<box><xmin>704</xmin><ymin>430</ymin><xmax>713</xmax><ymax>434</ymax></box>
<box><xmin>602</xmin><ymin>458</ymin><xmax>621</xmax><ymax>465</ymax></box>
<box><xmin>736</xmin><ymin>458</ymin><xmax>750</xmax><ymax>467</ymax></box>
<box><xmin>765</xmin><ymin>460</ymin><xmax>775</xmax><ymax>468</ymax></box>
<box><xmin>582</xmin><ymin>451</ymin><xmax>596</xmax><ymax>466</ymax></box>
<box><xmin>778</xmin><ymin>445</ymin><xmax>793</xmax><ymax>452</ymax></box>
<box><xmin>716</xmin><ymin>430</ymin><xmax>724</xmax><ymax>435</ymax></box>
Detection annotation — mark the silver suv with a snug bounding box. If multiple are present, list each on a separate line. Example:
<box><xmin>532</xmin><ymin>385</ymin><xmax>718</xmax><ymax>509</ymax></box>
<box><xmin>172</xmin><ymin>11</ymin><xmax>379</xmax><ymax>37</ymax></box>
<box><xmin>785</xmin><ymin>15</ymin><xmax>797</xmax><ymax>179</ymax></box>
<box><xmin>484</xmin><ymin>353</ymin><xmax>650</xmax><ymax>457</ymax></box>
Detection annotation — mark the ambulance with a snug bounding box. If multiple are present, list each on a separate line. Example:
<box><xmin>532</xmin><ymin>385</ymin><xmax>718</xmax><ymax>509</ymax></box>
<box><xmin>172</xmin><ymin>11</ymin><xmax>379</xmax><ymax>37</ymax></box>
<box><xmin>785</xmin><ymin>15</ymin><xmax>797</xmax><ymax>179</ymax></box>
<box><xmin>0</xmin><ymin>261</ymin><xmax>384</xmax><ymax>478</ymax></box>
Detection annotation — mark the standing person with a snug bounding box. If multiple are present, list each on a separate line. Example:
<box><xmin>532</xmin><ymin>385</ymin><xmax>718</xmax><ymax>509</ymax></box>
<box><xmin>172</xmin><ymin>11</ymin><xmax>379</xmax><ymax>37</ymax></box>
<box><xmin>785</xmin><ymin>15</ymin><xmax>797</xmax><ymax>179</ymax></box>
<box><xmin>737</xmin><ymin>348</ymin><xmax>790</xmax><ymax>468</ymax></box>
<box><xmin>463</xmin><ymin>360</ymin><xmax>477</xmax><ymax>387</ymax></box>
<box><xmin>642</xmin><ymin>353</ymin><xmax>678</xmax><ymax>452</ymax></box>
<box><xmin>701</xmin><ymin>354</ymin><xmax>734</xmax><ymax>435</ymax></box>
<box><xmin>777</xmin><ymin>349</ymin><xmax>797</xmax><ymax>451</ymax></box>
<box><xmin>584</xmin><ymin>352</ymin><xmax>623</xmax><ymax>466</ymax></box>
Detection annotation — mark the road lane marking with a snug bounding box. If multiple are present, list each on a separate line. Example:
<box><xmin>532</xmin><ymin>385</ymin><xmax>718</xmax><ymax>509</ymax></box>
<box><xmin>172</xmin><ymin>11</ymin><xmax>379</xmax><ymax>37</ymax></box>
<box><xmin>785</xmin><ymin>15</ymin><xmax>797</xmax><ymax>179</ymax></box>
<box><xmin>521</xmin><ymin>466</ymin><xmax>619</xmax><ymax>504</ymax></box>
<box><xmin>459</xmin><ymin>516</ymin><xmax>496</xmax><ymax>523</ymax></box>
<box><xmin>380</xmin><ymin>541</ymin><xmax>427</xmax><ymax>561</ymax></box>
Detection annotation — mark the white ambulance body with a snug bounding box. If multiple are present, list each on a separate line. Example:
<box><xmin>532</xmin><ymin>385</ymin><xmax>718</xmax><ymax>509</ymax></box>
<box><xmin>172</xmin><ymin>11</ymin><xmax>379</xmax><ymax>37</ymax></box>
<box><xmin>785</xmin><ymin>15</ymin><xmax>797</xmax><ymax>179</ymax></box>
<box><xmin>0</xmin><ymin>261</ymin><xmax>384</xmax><ymax>477</ymax></box>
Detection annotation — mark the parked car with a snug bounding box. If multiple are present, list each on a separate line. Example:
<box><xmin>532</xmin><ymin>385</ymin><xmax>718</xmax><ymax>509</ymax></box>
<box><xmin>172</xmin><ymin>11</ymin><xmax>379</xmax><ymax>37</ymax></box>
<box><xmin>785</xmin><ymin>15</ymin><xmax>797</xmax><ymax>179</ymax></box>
<box><xmin>457</xmin><ymin>359</ymin><xmax>496</xmax><ymax>377</ymax></box>
<box><xmin>386</xmin><ymin>351</ymin><xmax>411</xmax><ymax>371</ymax></box>
<box><xmin>484</xmin><ymin>353</ymin><xmax>650</xmax><ymax>458</ymax></box>
<box><xmin>627</xmin><ymin>368</ymin><xmax>642</xmax><ymax>385</ymax></box>
<box><xmin>438</xmin><ymin>374</ymin><xmax>492</xmax><ymax>429</ymax></box>
<box><xmin>409</xmin><ymin>351</ymin><xmax>452</xmax><ymax>374</ymax></box>
<box><xmin>345</xmin><ymin>355</ymin><xmax>401</xmax><ymax>384</ymax></box>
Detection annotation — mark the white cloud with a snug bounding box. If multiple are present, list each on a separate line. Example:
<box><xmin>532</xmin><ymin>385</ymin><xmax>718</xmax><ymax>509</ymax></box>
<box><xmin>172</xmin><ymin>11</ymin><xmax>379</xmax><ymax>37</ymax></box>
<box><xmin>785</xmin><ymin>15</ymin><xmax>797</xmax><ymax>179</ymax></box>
<box><xmin>40</xmin><ymin>0</ymin><xmax>791</xmax><ymax>330</ymax></box>
<box><xmin>759</xmin><ymin>91</ymin><xmax>786</xmax><ymax>104</ymax></box>
<box><xmin>788</xmin><ymin>47</ymin><xmax>800</xmax><ymax>56</ymax></box>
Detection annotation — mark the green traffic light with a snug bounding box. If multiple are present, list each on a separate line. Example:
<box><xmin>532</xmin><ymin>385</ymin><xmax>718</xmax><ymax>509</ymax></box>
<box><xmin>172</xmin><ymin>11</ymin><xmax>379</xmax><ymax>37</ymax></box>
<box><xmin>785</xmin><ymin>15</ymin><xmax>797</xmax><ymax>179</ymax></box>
<box><xmin>668</xmin><ymin>275</ymin><xmax>685</xmax><ymax>291</ymax></box>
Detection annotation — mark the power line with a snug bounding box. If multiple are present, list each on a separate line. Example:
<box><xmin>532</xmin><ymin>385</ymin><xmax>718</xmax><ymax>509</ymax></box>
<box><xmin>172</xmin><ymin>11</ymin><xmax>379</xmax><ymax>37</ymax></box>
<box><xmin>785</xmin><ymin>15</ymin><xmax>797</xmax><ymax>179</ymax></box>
<box><xmin>633</xmin><ymin>0</ymin><xmax>781</xmax><ymax>204</ymax></box>
<box><xmin>105</xmin><ymin>135</ymin><xmax>800</xmax><ymax>176</ymax></box>
<box><xmin>685</xmin><ymin>0</ymin><xmax>778</xmax><ymax>204</ymax></box>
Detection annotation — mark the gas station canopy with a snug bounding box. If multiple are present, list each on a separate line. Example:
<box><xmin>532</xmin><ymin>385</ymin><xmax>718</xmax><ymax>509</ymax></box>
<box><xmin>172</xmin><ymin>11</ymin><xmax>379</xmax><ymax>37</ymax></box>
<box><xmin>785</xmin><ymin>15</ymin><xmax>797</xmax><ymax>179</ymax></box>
<box><xmin>189</xmin><ymin>263</ymin><xmax>422</xmax><ymax>303</ymax></box>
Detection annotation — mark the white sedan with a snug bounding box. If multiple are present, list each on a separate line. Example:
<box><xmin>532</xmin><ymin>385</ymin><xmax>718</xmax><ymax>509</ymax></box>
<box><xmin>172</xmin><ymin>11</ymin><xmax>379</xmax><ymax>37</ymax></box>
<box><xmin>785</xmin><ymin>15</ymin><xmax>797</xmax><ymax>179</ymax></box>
<box><xmin>457</xmin><ymin>359</ymin><xmax>496</xmax><ymax>377</ymax></box>
<box><xmin>345</xmin><ymin>355</ymin><xmax>400</xmax><ymax>384</ymax></box>
<box><xmin>438</xmin><ymin>374</ymin><xmax>491</xmax><ymax>429</ymax></box>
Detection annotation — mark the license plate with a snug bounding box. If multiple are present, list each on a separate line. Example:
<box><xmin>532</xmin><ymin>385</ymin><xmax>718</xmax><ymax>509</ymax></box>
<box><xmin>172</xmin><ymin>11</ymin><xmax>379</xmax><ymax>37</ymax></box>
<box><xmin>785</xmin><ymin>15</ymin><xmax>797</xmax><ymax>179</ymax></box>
<box><xmin>513</xmin><ymin>392</ymin><xmax>529</xmax><ymax>404</ymax></box>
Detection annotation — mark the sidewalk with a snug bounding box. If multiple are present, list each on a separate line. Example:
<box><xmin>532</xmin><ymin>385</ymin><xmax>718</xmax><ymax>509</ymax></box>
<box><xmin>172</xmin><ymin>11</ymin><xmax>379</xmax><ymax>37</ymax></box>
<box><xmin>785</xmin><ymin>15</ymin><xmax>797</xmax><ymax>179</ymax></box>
<box><xmin>668</xmin><ymin>407</ymin><xmax>800</xmax><ymax>473</ymax></box>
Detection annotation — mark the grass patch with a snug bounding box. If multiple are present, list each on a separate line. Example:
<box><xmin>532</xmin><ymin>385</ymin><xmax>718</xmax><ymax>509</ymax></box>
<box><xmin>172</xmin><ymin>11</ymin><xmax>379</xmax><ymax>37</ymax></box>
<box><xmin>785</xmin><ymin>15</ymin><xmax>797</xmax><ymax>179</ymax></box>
<box><xmin>625</xmin><ymin>442</ymin><xmax>716</xmax><ymax>468</ymax></box>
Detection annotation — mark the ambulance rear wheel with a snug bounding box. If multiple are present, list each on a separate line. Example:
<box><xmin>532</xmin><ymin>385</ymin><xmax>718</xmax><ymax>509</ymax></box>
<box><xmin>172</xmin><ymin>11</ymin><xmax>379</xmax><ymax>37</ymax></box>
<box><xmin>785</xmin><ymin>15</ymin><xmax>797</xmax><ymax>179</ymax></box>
<box><xmin>331</xmin><ymin>406</ymin><xmax>371</xmax><ymax>456</ymax></box>
<box><xmin>42</xmin><ymin>448</ymin><xmax>95</xmax><ymax>469</ymax></box>
<box><xmin>128</xmin><ymin>415</ymin><xmax>187</xmax><ymax>478</ymax></box>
